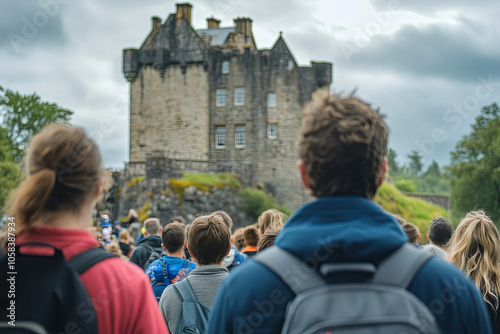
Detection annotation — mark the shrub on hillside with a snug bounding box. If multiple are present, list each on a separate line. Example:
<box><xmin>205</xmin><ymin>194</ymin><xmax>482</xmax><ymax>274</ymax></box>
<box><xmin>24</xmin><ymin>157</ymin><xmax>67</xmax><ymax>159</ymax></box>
<box><xmin>239</xmin><ymin>187</ymin><xmax>291</xmax><ymax>220</ymax></box>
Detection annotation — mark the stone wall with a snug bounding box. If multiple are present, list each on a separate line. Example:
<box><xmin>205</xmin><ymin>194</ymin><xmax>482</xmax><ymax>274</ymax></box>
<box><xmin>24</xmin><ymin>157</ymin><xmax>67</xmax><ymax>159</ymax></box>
<box><xmin>145</xmin><ymin>151</ymin><xmax>252</xmax><ymax>183</ymax></box>
<box><xmin>110</xmin><ymin>175</ymin><xmax>255</xmax><ymax>231</ymax></box>
<box><xmin>129</xmin><ymin>63</ymin><xmax>209</xmax><ymax>162</ymax></box>
<box><xmin>405</xmin><ymin>193</ymin><xmax>450</xmax><ymax>212</ymax></box>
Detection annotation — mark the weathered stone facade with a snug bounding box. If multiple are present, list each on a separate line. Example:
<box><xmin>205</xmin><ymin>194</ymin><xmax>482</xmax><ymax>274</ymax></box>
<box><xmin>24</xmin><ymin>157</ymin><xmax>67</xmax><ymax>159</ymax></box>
<box><xmin>123</xmin><ymin>3</ymin><xmax>332</xmax><ymax>210</ymax></box>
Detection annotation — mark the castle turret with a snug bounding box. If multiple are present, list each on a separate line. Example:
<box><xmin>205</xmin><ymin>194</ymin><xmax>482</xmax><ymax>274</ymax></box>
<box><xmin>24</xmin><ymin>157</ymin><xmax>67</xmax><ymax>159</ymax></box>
<box><xmin>123</xmin><ymin>48</ymin><xmax>139</xmax><ymax>82</ymax></box>
<box><xmin>312</xmin><ymin>62</ymin><xmax>333</xmax><ymax>88</ymax></box>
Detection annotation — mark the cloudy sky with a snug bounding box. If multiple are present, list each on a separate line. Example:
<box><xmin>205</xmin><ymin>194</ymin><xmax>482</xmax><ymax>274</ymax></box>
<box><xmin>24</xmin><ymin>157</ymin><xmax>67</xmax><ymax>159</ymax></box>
<box><xmin>1</xmin><ymin>0</ymin><xmax>500</xmax><ymax>169</ymax></box>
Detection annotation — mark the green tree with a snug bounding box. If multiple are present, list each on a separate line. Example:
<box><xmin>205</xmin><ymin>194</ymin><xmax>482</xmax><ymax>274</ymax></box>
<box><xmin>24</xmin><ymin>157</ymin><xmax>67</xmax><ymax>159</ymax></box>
<box><xmin>239</xmin><ymin>187</ymin><xmax>291</xmax><ymax>219</ymax></box>
<box><xmin>388</xmin><ymin>148</ymin><xmax>400</xmax><ymax>175</ymax></box>
<box><xmin>395</xmin><ymin>179</ymin><xmax>417</xmax><ymax>192</ymax></box>
<box><xmin>407</xmin><ymin>150</ymin><xmax>423</xmax><ymax>176</ymax></box>
<box><xmin>0</xmin><ymin>161</ymin><xmax>23</xmax><ymax>212</ymax></box>
<box><xmin>0</xmin><ymin>86</ymin><xmax>73</xmax><ymax>161</ymax></box>
<box><xmin>425</xmin><ymin>160</ymin><xmax>441</xmax><ymax>178</ymax></box>
<box><xmin>447</xmin><ymin>103</ymin><xmax>500</xmax><ymax>221</ymax></box>
<box><xmin>0</xmin><ymin>127</ymin><xmax>14</xmax><ymax>162</ymax></box>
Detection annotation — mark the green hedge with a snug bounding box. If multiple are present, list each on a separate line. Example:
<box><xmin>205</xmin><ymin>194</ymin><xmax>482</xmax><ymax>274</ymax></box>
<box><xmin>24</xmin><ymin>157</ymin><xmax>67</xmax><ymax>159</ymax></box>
<box><xmin>239</xmin><ymin>187</ymin><xmax>291</xmax><ymax>220</ymax></box>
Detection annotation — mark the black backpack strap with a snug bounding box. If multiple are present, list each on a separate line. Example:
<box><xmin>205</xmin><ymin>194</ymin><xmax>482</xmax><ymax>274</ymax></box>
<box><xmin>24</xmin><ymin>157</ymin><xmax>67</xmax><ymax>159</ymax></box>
<box><xmin>173</xmin><ymin>278</ymin><xmax>198</xmax><ymax>302</ymax></box>
<box><xmin>373</xmin><ymin>243</ymin><xmax>433</xmax><ymax>288</ymax></box>
<box><xmin>253</xmin><ymin>246</ymin><xmax>325</xmax><ymax>295</ymax></box>
<box><xmin>67</xmin><ymin>248</ymin><xmax>117</xmax><ymax>275</ymax></box>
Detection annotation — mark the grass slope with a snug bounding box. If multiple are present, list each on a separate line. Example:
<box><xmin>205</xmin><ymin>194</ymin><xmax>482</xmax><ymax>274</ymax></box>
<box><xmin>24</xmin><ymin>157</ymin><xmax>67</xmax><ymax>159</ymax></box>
<box><xmin>375</xmin><ymin>182</ymin><xmax>449</xmax><ymax>244</ymax></box>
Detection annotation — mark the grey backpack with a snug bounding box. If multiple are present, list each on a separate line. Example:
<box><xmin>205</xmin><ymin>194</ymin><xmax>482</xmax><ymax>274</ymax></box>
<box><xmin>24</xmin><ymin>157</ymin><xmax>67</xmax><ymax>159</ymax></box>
<box><xmin>254</xmin><ymin>243</ymin><xmax>441</xmax><ymax>334</ymax></box>
<box><xmin>173</xmin><ymin>278</ymin><xmax>211</xmax><ymax>334</ymax></box>
<box><xmin>142</xmin><ymin>244</ymin><xmax>168</xmax><ymax>270</ymax></box>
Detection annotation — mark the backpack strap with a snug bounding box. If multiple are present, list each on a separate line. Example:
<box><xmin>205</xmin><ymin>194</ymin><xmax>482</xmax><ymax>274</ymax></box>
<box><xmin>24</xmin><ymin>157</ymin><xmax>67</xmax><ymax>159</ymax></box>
<box><xmin>373</xmin><ymin>243</ymin><xmax>432</xmax><ymax>288</ymax></box>
<box><xmin>142</xmin><ymin>243</ymin><xmax>154</xmax><ymax>252</ymax></box>
<box><xmin>253</xmin><ymin>246</ymin><xmax>325</xmax><ymax>295</ymax></box>
<box><xmin>153</xmin><ymin>258</ymin><xmax>169</xmax><ymax>287</ymax></box>
<box><xmin>173</xmin><ymin>278</ymin><xmax>198</xmax><ymax>302</ymax></box>
<box><xmin>67</xmin><ymin>248</ymin><xmax>117</xmax><ymax>275</ymax></box>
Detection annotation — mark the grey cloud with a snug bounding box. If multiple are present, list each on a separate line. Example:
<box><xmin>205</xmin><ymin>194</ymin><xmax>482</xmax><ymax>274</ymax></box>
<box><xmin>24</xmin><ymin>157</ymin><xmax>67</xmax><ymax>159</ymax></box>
<box><xmin>0</xmin><ymin>0</ymin><xmax>69</xmax><ymax>54</ymax></box>
<box><xmin>369</xmin><ymin>0</ymin><xmax>489</xmax><ymax>16</ymax></box>
<box><xmin>347</xmin><ymin>23</ymin><xmax>500</xmax><ymax>84</ymax></box>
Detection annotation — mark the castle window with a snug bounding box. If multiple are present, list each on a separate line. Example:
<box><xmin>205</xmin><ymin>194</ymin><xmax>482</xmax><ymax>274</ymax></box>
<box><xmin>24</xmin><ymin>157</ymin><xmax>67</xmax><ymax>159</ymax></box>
<box><xmin>268</xmin><ymin>123</ymin><xmax>277</xmax><ymax>139</ymax></box>
<box><xmin>234</xmin><ymin>87</ymin><xmax>245</xmax><ymax>106</ymax></box>
<box><xmin>216</xmin><ymin>89</ymin><xmax>226</xmax><ymax>107</ymax></box>
<box><xmin>267</xmin><ymin>93</ymin><xmax>277</xmax><ymax>108</ymax></box>
<box><xmin>216</xmin><ymin>126</ymin><xmax>226</xmax><ymax>149</ymax></box>
<box><xmin>222</xmin><ymin>61</ymin><xmax>230</xmax><ymax>74</ymax></box>
<box><xmin>235</xmin><ymin>125</ymin><xmax>245</xmax><ymax>148</ymax></box>
<box><xmin>287</xmin><ymin>60</ymin><xmax>294</xmax><ymax>71</ymax></box>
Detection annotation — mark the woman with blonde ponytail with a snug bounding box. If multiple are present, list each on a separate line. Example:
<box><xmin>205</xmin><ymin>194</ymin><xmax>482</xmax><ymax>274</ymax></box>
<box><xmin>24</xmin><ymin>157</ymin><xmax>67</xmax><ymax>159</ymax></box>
<box><xmin>448</xmin><ymin>211</ymin><xmax>500</xmax><ymax>333</ymax></box>
<box><xmin>3</xmin><ymin>124</ymin><xmax>169</xmax><ymax>334</ymax></box>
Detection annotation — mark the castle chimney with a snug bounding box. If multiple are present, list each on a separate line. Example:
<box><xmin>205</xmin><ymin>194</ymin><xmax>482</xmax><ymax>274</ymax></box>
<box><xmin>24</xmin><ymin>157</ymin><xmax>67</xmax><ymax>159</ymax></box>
<box><xmin>152</xmin><ymin>16</ymin><xmax>162</xmax><ymax>31</ymax></box>
<box><xmin>234</xmin><ymin>17</ymin><xmax>253</xmax><ymax>36</ymax></box>
<box><xmin>207</xmin><ymin>17</ymin><xmax>221</xmax><ymax>29</ymax></box>
<box><xmin>176</xmin><ymin>3</ymin><xmax>192</xmax><ymax>26</ymax></box>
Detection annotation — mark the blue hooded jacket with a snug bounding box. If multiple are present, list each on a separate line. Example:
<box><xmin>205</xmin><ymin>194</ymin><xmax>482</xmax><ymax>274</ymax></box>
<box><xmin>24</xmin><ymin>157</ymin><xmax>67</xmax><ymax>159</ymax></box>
<box><xmin>145</xmin><ymin>255</ymin><xmax>196</xmax><ymax>302</ymax></box>
<box><xmin>208</xmin><ymin>196</ymin><xmax>492</xmax><ymax>334</ymax></box>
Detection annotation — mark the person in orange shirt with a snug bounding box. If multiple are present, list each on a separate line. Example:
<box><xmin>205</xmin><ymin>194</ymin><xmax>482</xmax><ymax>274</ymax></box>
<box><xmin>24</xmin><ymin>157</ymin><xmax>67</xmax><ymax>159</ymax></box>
<box><xmin>241</xmin><ymin>226</ymin><xmax>259</xmax><ymax>257</ymax></box>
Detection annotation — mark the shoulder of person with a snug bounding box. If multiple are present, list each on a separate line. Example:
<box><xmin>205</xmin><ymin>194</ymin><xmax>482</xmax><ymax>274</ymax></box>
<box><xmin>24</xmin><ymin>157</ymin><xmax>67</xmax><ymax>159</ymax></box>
<box><xmin>410</xmin><ymin>256</ymin><xmax>484</xmax><ymax>307</ymax></box>
<box><xmin>159</xmin><ymin>283</ymin><xmax>181</xmax><ymax>306</ymax></box>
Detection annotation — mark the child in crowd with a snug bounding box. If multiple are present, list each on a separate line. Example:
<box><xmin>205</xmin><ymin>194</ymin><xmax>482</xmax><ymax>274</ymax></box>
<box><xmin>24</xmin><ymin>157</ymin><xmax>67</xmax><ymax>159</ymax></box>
<box><xmin>212</xmin><ymin>211</ymin><xmax>247</xmax><ymax>270</ymax></box>
<box><xmin>145</xmin><ymin>222</ymin><xmax>196</xmax><ymax>302</ymax></box>
<box><xmin>257</xmin><ymin>227</ymin><xmax>281</xmax><ymax>252</ymax></box>
<box><xmin>258</xmin><ymin>209</ymin><xmax>285</xmax><ymax>236</ymax></box>
<box><xmin>402</xmin><ymin>222</ymin><xmax>421</xmax><ymax>245</ymax></box>
<box><xmin>159</xmin><ymin>214</ymin><xmax>231</xmax><ymax>333</ymax></box>
<box><xmin>232</xmin><ymin>227</ymin><xmax>245</xmax><ymax>251</ymax></box>
<box><xmin>100</xmin><ymin>214</ymin><xmax>113</xmax><ymax>243</ymax></box>
<box><xmin>118</xmin><ymin>229</ymin><xmax>135</xmax><ymax>258</ymax></box>
<box><xmin>107</xmin><ymin>241</ymin><xmax>128</xmax><ymax>260</ymax></box>
<box><xmin>241</xmin><ymin>226</ymin><xmax>259</xmax><ymax>257</ymax></box>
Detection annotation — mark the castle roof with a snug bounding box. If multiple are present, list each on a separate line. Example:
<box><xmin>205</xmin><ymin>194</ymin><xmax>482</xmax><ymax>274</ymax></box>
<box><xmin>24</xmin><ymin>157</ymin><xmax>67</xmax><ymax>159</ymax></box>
<box><xmin>196</xmin><ymin>27</ymin><xmax>235</xmax><ymax>47</ymax></box>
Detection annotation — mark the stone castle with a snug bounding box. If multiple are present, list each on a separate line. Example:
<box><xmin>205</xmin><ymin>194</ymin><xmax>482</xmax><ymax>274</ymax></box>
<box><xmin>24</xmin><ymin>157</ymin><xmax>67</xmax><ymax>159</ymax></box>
<box><xmin>122</xmin><ymin>3</ymin><xmax>332</xmax><ymax>210</ymax></box>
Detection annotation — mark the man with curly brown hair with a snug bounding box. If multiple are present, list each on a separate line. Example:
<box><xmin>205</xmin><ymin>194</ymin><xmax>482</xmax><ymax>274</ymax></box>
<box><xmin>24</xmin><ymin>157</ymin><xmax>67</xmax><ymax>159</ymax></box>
<box><xmin>208</xmin><ymin>89</ymin><xmax>492</xmax><ymax>334</ymax></box>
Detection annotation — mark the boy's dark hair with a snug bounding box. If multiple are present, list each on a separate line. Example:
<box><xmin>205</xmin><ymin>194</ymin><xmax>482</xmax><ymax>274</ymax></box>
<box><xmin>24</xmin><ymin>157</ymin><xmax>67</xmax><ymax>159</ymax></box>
<box><xmin>257</xmin><ymin>228</ymin><xmax>281</xmax><ymax>252</ymax></box>
<box><xmin>189</xmin><ymin>214</ymin><xmax>231</xmax><ymax>265</ymax></box>
<box><xmin>243</xmin><ymin>226</ymin><xmax>259</xmax><ymax>247</ymax></box>
<box><xmin>161</xmin><ymin>222</ymin><xmax>186</xmax><ymax>253</ymax></box>
<box><xmin>428</xmin><ymin>217</ymin><xmax>453</xmax><ymax>246</ymax></box>
<box><xmin>297</xmin><ymin>90</ymin><xmax>388</xmax><ymax>199</ymax></box>
<box><xmin>212</xmin><ymin>210</ymin><xmax>233</xmax><ymax>231</ymax></box>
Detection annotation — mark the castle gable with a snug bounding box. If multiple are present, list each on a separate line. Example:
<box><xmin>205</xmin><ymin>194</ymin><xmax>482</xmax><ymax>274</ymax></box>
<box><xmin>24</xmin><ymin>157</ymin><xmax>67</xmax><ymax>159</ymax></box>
<box><xmin>143</xmin><ymin>14</ymin><xmax>205</xmax><ymax>64</ymax></box>
<box><xmin>196</xmin><ymin>27</ymin><xmax>235</xmax><ymax>47</ymax></box>
<box><xmin>271</xmin><ymin>34</ymin><xmax>296</xmax><ymax>64</ymax></box>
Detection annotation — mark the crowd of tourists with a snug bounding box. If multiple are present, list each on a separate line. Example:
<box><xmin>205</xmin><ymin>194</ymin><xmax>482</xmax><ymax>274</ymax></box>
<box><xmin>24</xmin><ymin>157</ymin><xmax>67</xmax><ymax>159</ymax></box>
<box><xmin>2</xmin><ymin>90</ymin><xmax>500</xmax><ymax>333</ymax></box>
